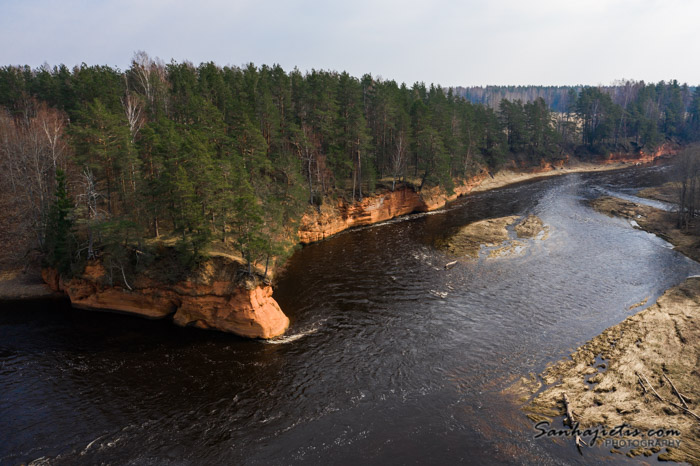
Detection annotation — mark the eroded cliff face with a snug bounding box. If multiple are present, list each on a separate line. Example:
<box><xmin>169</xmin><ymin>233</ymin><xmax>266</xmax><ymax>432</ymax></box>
<box><xmin>298</xmin><ymin>174</ymin><xmax>487</xmax><ymax>244</ymax></box>
<box><xmin>298</xmin><ymin>147</ymin><xmax>674</xmax><ymax>244</ymax></box>
<box><xmin>42</xmin><ymin>260</ymin><xmax>289</xmax><ymax>339</ymax></box>
<box><xmin>603</xmin><ymin>142</ymin><xmax>677</xmax><ymax>165</ymax></box>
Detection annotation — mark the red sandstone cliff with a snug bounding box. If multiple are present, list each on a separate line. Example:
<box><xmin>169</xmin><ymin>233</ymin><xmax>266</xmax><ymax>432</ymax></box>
<box><xmin>42</xmin><ymin>260</ymin><xmax>288</xmax><ymax>339</ymax></box>
<box><xmin>602</xmin><ymin>142</ymin><xmax>677</xmax><ymax>165</ymax></box>
<box><xmin>298</xmin><ymin>174</ymin><xmax>487</xmax><ymax>244</ymax></box>
<box><xmin>298</xmin><ymin>148</ymin><xmax>673</xmax><ymax>244</ymax></box>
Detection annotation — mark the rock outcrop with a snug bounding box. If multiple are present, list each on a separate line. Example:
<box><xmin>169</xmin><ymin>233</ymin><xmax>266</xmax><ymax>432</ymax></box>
<box><xmin>42</xmin><ymin>259</ymin><xmax>288</xmax><ymax>339</ymax></box>
<box><xmin>298</xmin><ymin>175</ymin><xmax>487</xmax><ymax>243</ymax></box>
<box><xmin>602</xmin><ymin>142</ymin><xmax>677</xmax><ymax>165</ymax></box>
<box><xmin>514</xmin><ymin>215</ymin><xmax>549</xmax><ymax>239</ymax></box>
<box><xmin>442</xmin><ymin>216</ymin><xmax>521</xmax><ymax>257</ymax></box>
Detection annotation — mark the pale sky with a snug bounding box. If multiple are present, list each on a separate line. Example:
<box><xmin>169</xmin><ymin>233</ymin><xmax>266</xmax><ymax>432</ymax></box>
<box><xmin>1</xmin><ymin>0</ymin><xmax>698</xmax><ymax>87</ymax></box>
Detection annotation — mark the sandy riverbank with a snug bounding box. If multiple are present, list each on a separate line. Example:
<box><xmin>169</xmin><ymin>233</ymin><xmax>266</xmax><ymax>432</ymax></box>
<box><xmin>469</xmin><ymin>160</ymin><xmax>642</xmax><ymax>194</ymax></box>
<box><xmin>511</xmin><ymin>196</ymin><xmax>700</xmax><ymax>465</ymax></box>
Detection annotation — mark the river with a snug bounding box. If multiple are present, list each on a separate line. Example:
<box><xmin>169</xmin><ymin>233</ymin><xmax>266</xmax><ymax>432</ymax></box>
<box><xmin>2</xmin><ymin>164</ymin><xmax>699</xmax><ymax>465</ymax></box>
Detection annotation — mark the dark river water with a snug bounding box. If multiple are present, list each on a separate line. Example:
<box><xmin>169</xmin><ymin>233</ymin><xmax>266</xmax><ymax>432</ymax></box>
<box><xmin>2</xmin><ymin>165</ymin><xmax>699</xmax><ymax>465</ymax></box>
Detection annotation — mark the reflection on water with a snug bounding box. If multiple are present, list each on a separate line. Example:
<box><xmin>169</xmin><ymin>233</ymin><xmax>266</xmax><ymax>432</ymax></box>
<box><xmin>1</xmin><ymin>165</ymin><xmax>697</xmax><ymax>465</ymax></box>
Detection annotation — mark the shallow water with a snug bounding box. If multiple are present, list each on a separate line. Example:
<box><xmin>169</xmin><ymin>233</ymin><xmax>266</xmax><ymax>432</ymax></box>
<box><xmin>2</xmin><ymin>165</ymin><xmax>698</xmax><ymax>465</ymax></box>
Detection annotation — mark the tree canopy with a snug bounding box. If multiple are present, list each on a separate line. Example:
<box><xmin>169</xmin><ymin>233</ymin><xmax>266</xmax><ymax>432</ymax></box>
<box><xmin>0</xmin><ymin>55</ymin><xmax>697</xmax><ymax>281</ymax></box>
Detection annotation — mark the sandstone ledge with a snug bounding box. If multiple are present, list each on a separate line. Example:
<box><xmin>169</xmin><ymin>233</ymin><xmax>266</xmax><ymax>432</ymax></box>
<box><xmin>298</xmin><ymin>176</ymin><xmax>486</xmax><ymax>244</ymax></box>
<box><xmin>42</xmin><ymin>262</ymin><xmax>289</xmax><ymax>339</ymax></box>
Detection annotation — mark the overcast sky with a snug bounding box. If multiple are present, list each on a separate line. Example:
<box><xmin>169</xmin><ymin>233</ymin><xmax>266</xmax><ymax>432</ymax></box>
<box><xmin>1</xmin><ymin>0</ymin><xmax>698</xmax><ymax>87</ymax></box>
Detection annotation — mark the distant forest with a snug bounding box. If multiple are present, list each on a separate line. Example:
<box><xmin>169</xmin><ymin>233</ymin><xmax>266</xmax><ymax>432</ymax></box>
<box><xmin>0</xmin><ymin>53</ymin><xmax>699</xmax><ymax>281</ymax></box>
<box><xmin>454</xmin><ymin>83</ymin><xmax>698</xmax><ymax>114</ymax></box>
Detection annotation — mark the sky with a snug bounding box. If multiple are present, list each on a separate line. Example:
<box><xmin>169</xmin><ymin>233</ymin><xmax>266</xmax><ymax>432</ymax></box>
<box><xmin>1</xmin><ymin>0</ymin><xmax>698</xmax><ymax>87</ymax></box>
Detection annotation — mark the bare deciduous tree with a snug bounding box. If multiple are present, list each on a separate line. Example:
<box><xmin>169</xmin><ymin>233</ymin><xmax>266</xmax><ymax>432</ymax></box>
<box><xmin>130</xmin><ymin>51</ymin><xmax>169</xmax><ymax>114</ymax></box>
<box><xmin>676</xmin><ymin>147</ymin><xmax>700</xmax><ymax>230</ymax></box>
<box><xmin>391</xmin><ymin>130</ymin><xmax>407</xmax><ymax>191</ymax></box>
<box><xmin>121</xmin><ymin>90</ymin><xmax>144</xmax><ymax>142</ymax></box>
<box><xmin>0</xmin><ymin>100</ymin><xmax>70</xmax><ymax>250</ymax></box>
<box><xmin>75</xmin><ymin>168</ymin><xmax>103</xmax><ymax>260</ymax></box>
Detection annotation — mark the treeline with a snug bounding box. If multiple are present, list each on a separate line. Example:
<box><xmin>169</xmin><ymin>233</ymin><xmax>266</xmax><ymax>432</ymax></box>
<box><xmin>455</xmin><ymin>82</ymin><xmax>698</xmax><ymax>121</ymax></box>
<box><xmin>454</xmin><ymin>85</ymin><xmax>581</xmax><ymax>112</ymax></box>
<box><xmin>0</xmin><ymin>54</ymin><xmax>699</xmax><ymax>281</ymax></box>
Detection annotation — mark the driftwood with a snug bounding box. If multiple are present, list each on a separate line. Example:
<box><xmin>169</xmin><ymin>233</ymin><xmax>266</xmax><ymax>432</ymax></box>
<box><xmin>563</xmin><ymin>393</ymin><xmax>587</xmax><ymax>453</ymax></box>
<box><xmin>636</xmin><ymin>374</ymin><xmax>647</xmax><ymax>394</ymax></box>
<box><xmin>637</xmin><ymin>371</ymin><xmax>700</xmax><ymax>423</ymax></box>
<box><xmin>663</xmin><ymin>373</ymin><xmax>691</xmax><ymax>409</ymax></box>
<box><xmin>563</xmin><ymin>393</ymin><xmax>575</xmax><ymax>427</ymax></box>
<box><xmin>444</xmin><ymin>260</ymin><xmax>458</xmax><ymax>270</ymax></box>
<box><xmin>638</xmin><ymin>372</ymin><xmax>665</xmax><ymax>403</ymax></box>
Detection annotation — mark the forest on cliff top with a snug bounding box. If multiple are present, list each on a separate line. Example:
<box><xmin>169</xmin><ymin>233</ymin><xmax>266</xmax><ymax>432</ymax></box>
<box><xmin>1</xmin><ymin>52</ymin><xmax>699</xmax><ymax>284</ymax></box>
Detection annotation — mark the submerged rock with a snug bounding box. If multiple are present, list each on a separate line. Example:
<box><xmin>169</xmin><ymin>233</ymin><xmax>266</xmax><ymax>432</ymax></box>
<box><xmin>489</xmin><ymin>240</ymin><xmax>525</xmax><ymax>258</ymax></box>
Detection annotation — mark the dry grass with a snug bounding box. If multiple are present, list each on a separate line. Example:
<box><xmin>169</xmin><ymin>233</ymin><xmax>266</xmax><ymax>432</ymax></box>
<box><xmin>590</xmin><ymin>196</ymin><xmax>700</xmax><ymax>263</ymax></box>
<box><xmin>518</xmin><ymin>278</ymin><xmax>700</xmax><ymax>464</ymax></box>
<box><xmin>442</xmin><ymin>216</ymin><xmax>520</xmax><ymax>257</ymax></box>
<box><xmin>441</xmin><ymin>215</ymin><xmax>548</xmax><ymax>258</ymax></box>
<box><xmin>638</xmin><ymin>182</ymin><xmax>682</xmax><ymax>204</ymax></box>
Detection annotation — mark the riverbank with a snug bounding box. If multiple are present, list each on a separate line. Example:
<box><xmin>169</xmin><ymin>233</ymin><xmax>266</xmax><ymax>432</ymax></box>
<box><xmin>638</xmin><ymin>182</ymin><xmax>680</xmax><ymax>204</ymax></box>
<box><xmin>0</xmin><ymin>268</ymin><xmax>62</xmax><ymax>301</ymax></box>
<box><xmin>0</xmin><ymin>149</ymin><xmax>676</xmax><ymax>340</ymax></box>
<box><xmin>590</xmin><ymin>196</ymin><xmax>700</xmax><ymax>261</ymax></box>
<box><xmin>513</xmin><ymin>196</ymin><xmax>700</xmax><ymax>465</ymax></box>
<box><xmin>298</xmin><ymin>152</ymin><xmax>673</xmax><ymax>244</ymax></box>
<box><xmin>0</xmin><ymin>158</ymin><xmax>641</xmax><ymax>300</ymax></box>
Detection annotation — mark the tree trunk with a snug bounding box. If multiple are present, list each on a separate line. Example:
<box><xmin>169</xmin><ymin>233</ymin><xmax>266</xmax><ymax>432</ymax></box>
<box><xmin>308</xmin><ymin>156</ymin><xmax>314</xmax><ymax>205</ymax></box>
<box><xmin>357</xmin><ymin>138</ymin><xmax>362</xmax><ymax>200</ymax></box>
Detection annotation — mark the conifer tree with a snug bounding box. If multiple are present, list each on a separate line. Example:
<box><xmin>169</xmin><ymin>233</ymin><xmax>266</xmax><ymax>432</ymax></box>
<box><xmin>44</xmin><ymin>169</ymin><xmax>74</xmax><ymax>274</ymax></box>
